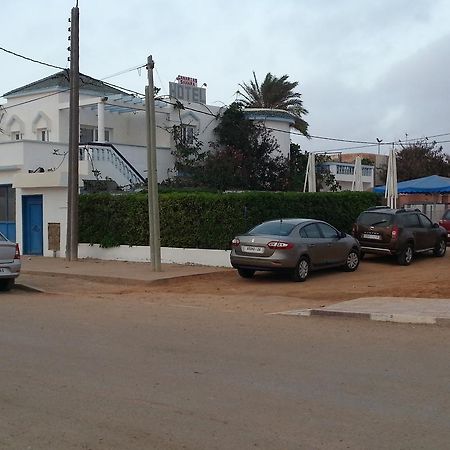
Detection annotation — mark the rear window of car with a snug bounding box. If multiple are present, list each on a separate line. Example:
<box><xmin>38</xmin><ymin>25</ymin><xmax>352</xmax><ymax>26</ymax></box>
<box><xmin>249</xmin><ymin>221</ymin><xmax>297</xmax><ymax>236</ymax></box>
<box><xmin>357</xmin><ymin>212</ymin><xmax>393</xmax><ymax>226</ymax></box>
<box><xmin>444</xmin><ymin>210</ymin><xmax>450</xmax><ymax>220</ymax></box>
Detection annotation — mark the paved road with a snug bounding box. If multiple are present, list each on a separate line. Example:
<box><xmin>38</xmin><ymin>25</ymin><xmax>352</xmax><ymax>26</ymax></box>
<box><xmin>1</xmin><ymin>284</ymin><xmax>450</xmax><ymax>449</ymax></box>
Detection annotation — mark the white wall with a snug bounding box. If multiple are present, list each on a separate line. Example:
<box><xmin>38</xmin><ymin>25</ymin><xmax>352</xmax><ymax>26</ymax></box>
<box><xmin>79</xmin><ymin>244</ymin><xmax>232</xmax><ymax>267</ymax></box>
<box><xmin>15</xmin><ymin>187</ymin><xmax>67</xmax><ymax>257</ymax></box>
<box><xmin>0</xmin><ymin>92</ymin><xmax>61</xmax><ymax>142</ymax></box>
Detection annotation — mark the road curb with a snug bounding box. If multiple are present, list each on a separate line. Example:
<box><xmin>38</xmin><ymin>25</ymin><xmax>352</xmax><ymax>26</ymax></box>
<box><xmin>20</xmin><ymin>269</ymin><xmax>226</xmax><ymax>288</ymax></box>
<box><xmin>280</xmin><ymin>308</ymin><xmax>450</xmax><ymax>326</ymax></box>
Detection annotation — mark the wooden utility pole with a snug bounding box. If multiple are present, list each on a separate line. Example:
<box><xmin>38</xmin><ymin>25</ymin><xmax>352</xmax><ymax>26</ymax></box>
<box><xmin>66</xmin><ymin>4</ymin><xmax>80</xmax><ymax>260</ymax></box>
<box><xmin>146</xmin><ymin>55</ymin><xmax>161</xmax><ymax>271</ymax></box>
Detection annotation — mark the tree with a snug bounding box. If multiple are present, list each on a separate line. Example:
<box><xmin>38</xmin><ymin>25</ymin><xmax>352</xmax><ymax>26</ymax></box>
<box><xmin>238</xmin><ymin>72</ymin><xmax>309</xmax><ymax>136</ymax></box>
<box><xmin>394</xmin><ymin>140</ymin><xmax>450</xmax><ymax>181</ymax></box>
<box><xmin>204</xmin><ymin>103</ymin><xmax>287</xmax><ymax>191</ymax></box>
<box><xmin>163</xmin><ymin>102</ymin><xmax>287</xmax><ymax>191</ymax></box>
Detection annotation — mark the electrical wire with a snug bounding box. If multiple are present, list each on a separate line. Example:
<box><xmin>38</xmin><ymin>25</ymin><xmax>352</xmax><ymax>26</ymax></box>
<box><xmin>0</xmin><ymin>89</ymin><xmax>71</xmax><ymax>111</ymax></box>
<box><xmin>100</xmin><ymin>64</ymin><xmax>147</xmax><ymax>81</ymax></box>
<box><xmin>1</xmin><ymin>48</ymin><xmax>449</xmax><ymax>151</ymax></box>
<box><xmin>0</xmin><ymin>46</ymin><xmax>65</xmax><ymax>71</ymax></box>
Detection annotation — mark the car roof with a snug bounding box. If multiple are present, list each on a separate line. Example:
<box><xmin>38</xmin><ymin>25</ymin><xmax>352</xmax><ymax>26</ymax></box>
<box><xmin>362</xmin><ymin>207</ymin><xmax>423</xmax><ymax>215</ymax></box>
<box><xmin>263</xmin><ymin>218</ymin><xmax>316</xmax><ymax>225</ymax></box>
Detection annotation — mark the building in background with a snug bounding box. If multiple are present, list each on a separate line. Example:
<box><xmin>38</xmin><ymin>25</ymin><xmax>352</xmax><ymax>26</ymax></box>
<box><xmin>0</xmin><ymin>71</ymin><xmax>296</xmax><ymax>256</ymax></box>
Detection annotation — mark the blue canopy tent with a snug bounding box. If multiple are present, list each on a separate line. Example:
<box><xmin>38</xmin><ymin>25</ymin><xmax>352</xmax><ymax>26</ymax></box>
<box><xmin>374</xmin><ymin>175</ymin><xmax>450</xmax><ymax>194</ymax></box>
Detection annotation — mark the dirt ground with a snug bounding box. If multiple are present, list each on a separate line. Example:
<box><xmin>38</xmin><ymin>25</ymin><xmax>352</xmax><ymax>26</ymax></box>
<box><xmin>21</xmin><ymin>251</ymin><xmax>450</xmax><ymax>315</ymax></box>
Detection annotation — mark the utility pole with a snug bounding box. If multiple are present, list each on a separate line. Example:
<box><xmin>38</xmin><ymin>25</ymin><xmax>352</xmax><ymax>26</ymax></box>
<box><xmin>66</xmin><ymin>4</ymin><xmax>80</xmax><ymax>260</ymax></box>
<box><xmin>146</xmin><ymin>55</ymin><xmax>161</xmax><ymax>271</ymax></box>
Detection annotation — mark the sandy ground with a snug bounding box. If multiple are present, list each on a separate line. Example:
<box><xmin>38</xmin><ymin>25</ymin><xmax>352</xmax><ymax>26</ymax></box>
<box><xmin>20</xmin><ymin>251</ymin><xmax>450</xmax><ymax>315</ymax></box>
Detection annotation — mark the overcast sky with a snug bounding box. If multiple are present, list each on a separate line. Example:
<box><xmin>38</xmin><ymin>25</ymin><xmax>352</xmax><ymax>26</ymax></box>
<box><xmin>1</xmin><ymin>0</ymin><xmax>450</xmax><ymax>155</ymax></box>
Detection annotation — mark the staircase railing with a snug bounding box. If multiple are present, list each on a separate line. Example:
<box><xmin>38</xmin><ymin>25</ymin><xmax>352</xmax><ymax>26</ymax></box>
<box><xmin>79</xmin><ymin>142</ymin><xmax>145</xmax><ymax>186</ymax></box>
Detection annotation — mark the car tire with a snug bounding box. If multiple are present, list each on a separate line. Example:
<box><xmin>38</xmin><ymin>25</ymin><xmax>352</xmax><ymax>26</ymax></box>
<box><xmin>292</xmin><ymin>257</ymin><xmax>310</xmax><ymax>282</ymax></box>
<box><xmin>433</xmin><ymin>239</ymin><xmax>447</xmax><ymax>257</ymax></box>
<box><xmin>237</xmin><ymin>268</ymin><xmax>255</xmax><ymax>279</ymax></box>
<box><xmin>0</xmin><ymin>278</ymin><xmax>14</xmax><ymax>292</ymax></box>
<box><xmin>344</xmin><ymin>249</ymin><xmax>360</xmax><ymax>272</ymax></box>
<box><xmin>397</xmin><ymin>244</ymin><xmax>413</xmax><ymax>266</ymax></box>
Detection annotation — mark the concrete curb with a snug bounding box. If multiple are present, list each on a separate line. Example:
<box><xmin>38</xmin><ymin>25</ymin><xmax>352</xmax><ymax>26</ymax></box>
<box><xmin>277</xmin><ymin>308</ymin><xmax>450</xmax><ymax>326</ymax></box>
<box><xmin>20</xmin><ymin>269</ymin><xmax>226</xmax><ymax>288</ymax></box>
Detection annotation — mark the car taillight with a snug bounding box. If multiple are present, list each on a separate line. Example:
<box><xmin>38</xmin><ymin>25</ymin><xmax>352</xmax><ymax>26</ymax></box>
<box><xmin>267</xmin><ymin>241</ymin><xmax>293</xmax><ymax>250</ymax></box>
<box><xmin>231</xmin><ymin>238</ymin><xmax>240</xmax><ymax>247</ymax></box>
<box><xmin>14</xmin><ymin>243</ymin><xmax>20</xmax><ymax>260</ymax></box>
<box><xmin>391</xmin><ymin>225</ymin><xmax>399</xmax><ymax>240</ymax></box>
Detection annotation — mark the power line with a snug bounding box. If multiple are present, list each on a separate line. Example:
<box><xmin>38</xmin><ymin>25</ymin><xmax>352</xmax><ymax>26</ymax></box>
<box><xmin>1</xmin><ymin>47</ymin><xmax>450</xmax><ymax>150</ymax></box>
<box><xmin>0</xmin><ymin>46</ymin><xmax>65</xmax><ymax>71</ymax></box>
<box><xmin>100</xmin><ymin>64</ymin><xmax>147</xmax><ymax>81</ymax></box>
<box><xmin>1</xmin><ymin>89</ymin><xmax>70</xmax><ymax>111</ymax></box>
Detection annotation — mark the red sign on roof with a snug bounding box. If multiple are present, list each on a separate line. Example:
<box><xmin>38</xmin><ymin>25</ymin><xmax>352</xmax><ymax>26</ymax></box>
<box><xmin>176</xmin><ymin>75</ymin><xmax>197</xmax><ymax>87</ymax></box>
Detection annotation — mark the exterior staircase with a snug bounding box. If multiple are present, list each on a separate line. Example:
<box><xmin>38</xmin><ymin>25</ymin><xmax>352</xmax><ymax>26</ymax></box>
<box><xmin>79</xmin><ymin>143</ymin><xmax>145</xmax><ymax>189</ymax></box>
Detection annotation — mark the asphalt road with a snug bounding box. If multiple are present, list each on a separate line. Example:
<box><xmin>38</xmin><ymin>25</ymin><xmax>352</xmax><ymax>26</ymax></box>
<box><xmin>1</xmin><ymin>280</ymin><xmax>450</xmax><ymax>450</ymax></box>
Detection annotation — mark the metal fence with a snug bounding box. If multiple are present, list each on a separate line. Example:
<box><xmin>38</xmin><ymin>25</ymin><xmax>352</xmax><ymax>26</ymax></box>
<box><xmin>403</xmin><ymin>203</ymin><xmax>449</xmax><ymax>222</ymax></box>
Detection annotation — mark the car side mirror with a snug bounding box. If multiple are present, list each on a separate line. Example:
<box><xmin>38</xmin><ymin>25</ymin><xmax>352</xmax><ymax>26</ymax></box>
<box><xmin>339</xmin><ymin>231</ymin><xmax>347</xmax><ymax>239</ymax></box>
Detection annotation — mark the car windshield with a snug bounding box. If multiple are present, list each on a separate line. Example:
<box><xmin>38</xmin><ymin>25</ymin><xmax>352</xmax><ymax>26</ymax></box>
<box><xmin>443</xmin><ymin>210</ymin><xmax>450</xmax><ymax>220</ymax></box>
<box><xmin>357</xmin><ymin>212</ymin><xmax>393</xmax><ymax>226</ymax></box>
<box><xmin>249</xmin><ymin>221</ymin><xmax>296</xmax><ymax>236</ymax></box>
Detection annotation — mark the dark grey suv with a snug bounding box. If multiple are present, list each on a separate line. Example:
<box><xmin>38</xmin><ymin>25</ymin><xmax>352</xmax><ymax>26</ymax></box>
<box><xmin>352</xmin><ymin>207</ymin><xmax>447</xmax><ymax>265</ymax></box>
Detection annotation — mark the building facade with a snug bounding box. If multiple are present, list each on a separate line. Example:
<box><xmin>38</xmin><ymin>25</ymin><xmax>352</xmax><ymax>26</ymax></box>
<box><xmin>0</xmin><ymin>71</ymin><xmax>296</xmax><ymax>256</ymax></box>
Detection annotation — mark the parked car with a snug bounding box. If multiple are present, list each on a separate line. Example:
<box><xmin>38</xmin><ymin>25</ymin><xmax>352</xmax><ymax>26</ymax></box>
<box><xmin>0</xmin><ymin>232</ymin><xmax>21</xmax><ymax>291</ymax></box>
<box><xmin>230</xmin><ymin>218</ymin><xmax>360</xmax><ymax>282</ymax></box>
<box><xmin>439</xmin><ymin>209</ymin><xmax>450</xmax><ymax>243</ymax></box>
<box><xmin>352</xmin><ymin>207</ymin><xmax>447</xmax><ymax>265</ymax></box>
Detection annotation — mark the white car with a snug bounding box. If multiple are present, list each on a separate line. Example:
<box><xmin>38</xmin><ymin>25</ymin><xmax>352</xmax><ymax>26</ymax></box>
<box><xmin>0</xmin><ymin>232</ymin><xmax>21</xmax><ymax>291</ymax></box>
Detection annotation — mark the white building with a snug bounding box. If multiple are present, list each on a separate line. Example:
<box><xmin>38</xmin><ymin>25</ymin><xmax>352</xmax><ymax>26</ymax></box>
<box><xmin>0</xmin><ymin>71</ymin><xmax>295</xmax><ymax>256</ymax></box>
<box><xmin>320</xmin><ymin>161</ymin><xmax>375</xmax><ymax>191</ymax></box>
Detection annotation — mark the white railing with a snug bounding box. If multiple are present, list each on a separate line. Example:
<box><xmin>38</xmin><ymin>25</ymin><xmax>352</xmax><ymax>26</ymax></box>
<box><xmin>79</xmin><ymin>143</ymin><xmax>145</xmax><ymax>187</ymax></box>
<box><xmin>335</xmin><ymin>164</ymin><xmax>372</xmax><ymax>177</ymax></box>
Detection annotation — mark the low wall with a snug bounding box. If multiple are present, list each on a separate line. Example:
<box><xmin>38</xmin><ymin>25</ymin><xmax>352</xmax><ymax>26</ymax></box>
<box><xmin>78</xmin><ymin>244</ymin><xmax>232</xmax><ymax>268</ymax></box>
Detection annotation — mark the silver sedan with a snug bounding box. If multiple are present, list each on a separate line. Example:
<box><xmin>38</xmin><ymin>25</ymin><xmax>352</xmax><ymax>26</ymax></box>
<box><xmin>0</xmin><ymin>232</ymin><xmax>21</xmax><ymax>291</ymax></box>
<box><xmin>230</xmin><ymin>218</ymin><xmax>360</xmax><ymax>281</ymax></box>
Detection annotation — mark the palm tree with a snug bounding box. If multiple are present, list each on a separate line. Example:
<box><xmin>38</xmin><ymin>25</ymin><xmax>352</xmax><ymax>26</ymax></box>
<box><xmin>238</xmin><ymin>72</ymin><xmax>309</xmax><ymax>136</ymax></box>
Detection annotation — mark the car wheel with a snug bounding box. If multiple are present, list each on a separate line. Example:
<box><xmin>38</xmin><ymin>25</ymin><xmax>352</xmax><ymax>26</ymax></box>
<box><xmin>0</xmin><ymin>278</ymin><xmax>14</xmax><ymax>292</ymax></box>
<box><xmin>344</xmin><ymin>249</ymin><xmax>360</xmax><ymax>272</ymax></box>
<box><xmin>397</xmin><ymin>244</ymin><xmax>413</xmax><ymax>266</ymax></box>
<box><xmin>433</xmin><ymin>239</ymin><xmax>446</xmax><ymax>257</ymax></box>
<box><xmin>292</xmin><ymin>257</ymin><xmax>310</xmax><ymax>282</ymax></box>
<box><xmin>237</xmin><ymin>268</ymin><xmax>255</xmax><ymax>279</ymax></box>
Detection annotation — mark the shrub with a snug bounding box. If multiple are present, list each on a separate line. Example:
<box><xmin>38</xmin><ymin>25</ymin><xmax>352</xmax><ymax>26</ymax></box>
<box><xmin>79</xmin><ymin>191</ymin><xmax>378</xmax><ymax>249</ymax></box>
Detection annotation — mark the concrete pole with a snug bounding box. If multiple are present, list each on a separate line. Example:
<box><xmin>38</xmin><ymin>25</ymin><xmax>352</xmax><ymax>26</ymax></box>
<box><xmin>146</xmin><ymin>56</ymin><xmax>161</xmax><ymax>271</ymax></box>
<box><xmin>66</xmin><ymin>5</ymin><xmax>79</xmax><ymax>261</ymax></box>
<box><xmin>97</xmin><ymin>99</ymin><xmax>105</xmax><ymax>142</ymax></box>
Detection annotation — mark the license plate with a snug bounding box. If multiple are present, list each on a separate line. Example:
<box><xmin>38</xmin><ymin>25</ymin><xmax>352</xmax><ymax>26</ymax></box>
<box><xmin>241</xmin><ymin>245</ymin><xmax>265</xmax><ymax>254</ymax></box>
<box><xmin>0</xmin><ymin>268</ymin><xmax>9</xmax><ymax>273</ymax></box>
<box><xmin>362</xmin><ymin>233</ymin><xmax>381</xmax><ymax>240</ymax></box>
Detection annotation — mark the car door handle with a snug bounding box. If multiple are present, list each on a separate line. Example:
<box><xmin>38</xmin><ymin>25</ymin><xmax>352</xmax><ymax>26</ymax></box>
<box><xmin>309</xmin><ymin>244</ymin><xmax>316</xmax><ymax>247</ymax></box>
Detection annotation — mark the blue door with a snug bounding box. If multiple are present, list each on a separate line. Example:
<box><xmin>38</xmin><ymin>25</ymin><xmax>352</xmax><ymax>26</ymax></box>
<box><xmin>22</xmin><ymin>195</ymin><xmax>43</xmax><ymax>255</ymax></box>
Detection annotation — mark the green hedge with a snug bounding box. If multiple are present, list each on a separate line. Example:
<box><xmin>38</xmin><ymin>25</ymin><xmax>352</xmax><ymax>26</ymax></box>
<box><xmin>79</xmin><ymin>191</ymin><xmax>378</xmax><ymax>249</ymax></box>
